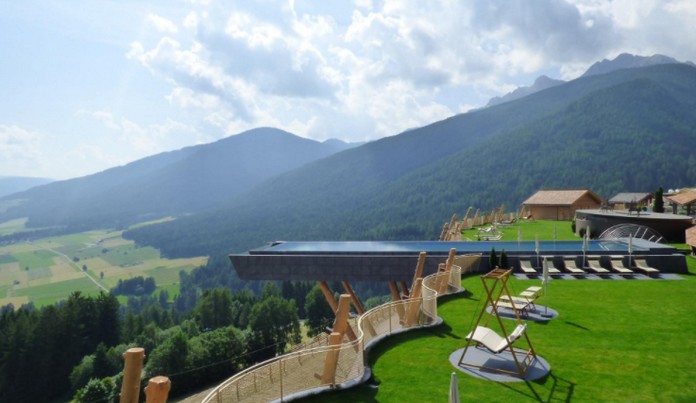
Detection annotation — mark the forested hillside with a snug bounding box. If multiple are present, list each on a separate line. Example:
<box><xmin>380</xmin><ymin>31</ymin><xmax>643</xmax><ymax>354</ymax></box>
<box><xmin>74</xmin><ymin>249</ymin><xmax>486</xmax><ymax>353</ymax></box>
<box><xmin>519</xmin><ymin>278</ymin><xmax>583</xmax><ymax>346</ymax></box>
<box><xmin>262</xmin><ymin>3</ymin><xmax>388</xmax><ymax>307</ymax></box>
<box><xmin>125</xmin><ymin>64</ymin><xmax>696</xmax><ymax>259</ymax></box>
<box><xmin>0</xmin><ymin>128</ymin><xmax>352</xmax><ymax>231</ymax></box>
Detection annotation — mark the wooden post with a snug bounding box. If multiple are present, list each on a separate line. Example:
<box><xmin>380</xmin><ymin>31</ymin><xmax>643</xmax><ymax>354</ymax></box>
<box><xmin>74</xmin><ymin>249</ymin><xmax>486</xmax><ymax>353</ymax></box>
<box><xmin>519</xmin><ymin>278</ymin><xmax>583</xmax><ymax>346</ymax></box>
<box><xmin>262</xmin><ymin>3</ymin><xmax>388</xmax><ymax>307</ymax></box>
<box><xmin>405</xmin><ymin>278</ymin><xmax>423</xmax><ymax>327</ymax></box>
<box><xmin>434</xmin><ymin>263</ymin><xmax>447</xmax><ymax>293</ymax></box>
<box><xmin>445</xmin><ymin>248</ymin><xmax>457</xmax><ymax>271</ymax></box>
<box><xmin>120</xmin><ymin>347</ymin><xmax>145</xmax><ymax>403</ymax></box>
<box><xmin>331</xmin><ymin>295</ymin><xmax>352</xmax><ymax>336</ymax></box>
<box><xmin>318</xmin><ymin>281</ymin><xmax>338</xmax><ymax>313</ymax></box>
<box><xmin>341</xmin><ymin>281</ymin><xmax>365</xmax><ymax>315</ymax></box>
<box><xmin>439</xmin><ymin>222</ymin><xmax>449</xmax><ymax>241</ymax></box>
<box><xmin>388</xmin><ymin>281</ymin><xmax>402</xmax><ymax>301</ymax></box>
<box><xmin>410</xmin><ymin>252</ymin><xmax>427</xmax><ymax>296</ymax></box>
<box><xmin>144</xmin><ymin>376</ymin><xmax>171</xmax><ymax>403</ymax></box>
<box><xmin>320</xmin><ymin>332</ymin><xmax>344</xmax><ymax>385</ymax></box>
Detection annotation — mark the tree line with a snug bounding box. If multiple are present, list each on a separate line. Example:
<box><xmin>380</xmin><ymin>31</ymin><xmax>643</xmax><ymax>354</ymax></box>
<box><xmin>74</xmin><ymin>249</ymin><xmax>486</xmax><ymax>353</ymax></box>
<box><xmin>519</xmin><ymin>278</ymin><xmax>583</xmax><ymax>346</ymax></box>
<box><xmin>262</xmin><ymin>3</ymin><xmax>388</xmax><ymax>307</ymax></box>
<box><xmin>0</xmin><ymin>279</ymin><xmax>338</xmax><ymax>402</ymax></box>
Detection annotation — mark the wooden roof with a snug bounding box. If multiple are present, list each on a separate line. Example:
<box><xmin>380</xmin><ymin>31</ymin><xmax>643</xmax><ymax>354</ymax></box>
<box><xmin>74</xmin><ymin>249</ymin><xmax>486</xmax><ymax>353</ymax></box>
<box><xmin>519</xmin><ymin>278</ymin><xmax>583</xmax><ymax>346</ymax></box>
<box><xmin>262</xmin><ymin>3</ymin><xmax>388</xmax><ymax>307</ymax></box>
<box><xmin>523</xmin><ymin>189</ymin><xmax>602</xmax><ymax>206</ymax></box>
<box><xmin>666</xmin><ymin>189</ymin><xmax>696</xmax><ymax>206</ymax></box>
<box><xmin>686</xmin><ymin>225</ymin><xmax>696</xmax><ymax>248</ymax></box>
<box><xmin>609</xmin><ymin>192</ymin><xmax>652</xmax><ymax>204</ymax></box>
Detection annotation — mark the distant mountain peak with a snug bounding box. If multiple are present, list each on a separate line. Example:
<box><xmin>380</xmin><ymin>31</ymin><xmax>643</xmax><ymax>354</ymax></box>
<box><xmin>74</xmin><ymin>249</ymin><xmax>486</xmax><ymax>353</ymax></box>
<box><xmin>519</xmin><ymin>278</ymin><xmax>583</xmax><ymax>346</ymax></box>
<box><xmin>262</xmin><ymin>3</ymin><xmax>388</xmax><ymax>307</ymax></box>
<box><xmin>581</xmin><ymin>53</ymin><xmax>693</xmax><ymax>77</ymax></box>
<box><xmin>486</xmin><ymin>74</ymin><xmax>565</xmax><ymax>107</ymax></box>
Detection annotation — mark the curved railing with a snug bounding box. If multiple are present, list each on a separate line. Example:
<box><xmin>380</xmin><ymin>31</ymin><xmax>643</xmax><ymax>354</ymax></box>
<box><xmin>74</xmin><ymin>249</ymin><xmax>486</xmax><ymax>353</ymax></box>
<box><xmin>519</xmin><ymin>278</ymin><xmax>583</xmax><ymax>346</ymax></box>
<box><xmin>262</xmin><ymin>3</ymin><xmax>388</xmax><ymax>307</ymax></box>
<box><xmin>203</xmin><ymin>258</ymin><xmax>476</xmax><ymax>402</ymax></box>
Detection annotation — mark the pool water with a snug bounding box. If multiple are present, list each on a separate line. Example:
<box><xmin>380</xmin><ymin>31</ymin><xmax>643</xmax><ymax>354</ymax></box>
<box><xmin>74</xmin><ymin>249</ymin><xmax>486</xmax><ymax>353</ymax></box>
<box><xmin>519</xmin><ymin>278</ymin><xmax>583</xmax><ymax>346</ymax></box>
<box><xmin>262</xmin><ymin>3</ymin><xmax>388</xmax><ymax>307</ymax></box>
<box><xmin>255</xmin><ymin>240</ymin><xmax>643</xmax><ymax>254</ymax></box>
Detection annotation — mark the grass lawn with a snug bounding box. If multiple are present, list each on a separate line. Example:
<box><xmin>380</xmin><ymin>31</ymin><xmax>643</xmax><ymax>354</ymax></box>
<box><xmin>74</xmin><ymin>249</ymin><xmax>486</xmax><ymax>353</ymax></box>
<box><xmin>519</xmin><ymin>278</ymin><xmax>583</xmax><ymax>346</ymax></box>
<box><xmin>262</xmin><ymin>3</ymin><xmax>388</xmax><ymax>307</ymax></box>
<box><xmin>298</xmin><ymin>222</ymin><xmax>696</xmax><ymax>402</ymax></box>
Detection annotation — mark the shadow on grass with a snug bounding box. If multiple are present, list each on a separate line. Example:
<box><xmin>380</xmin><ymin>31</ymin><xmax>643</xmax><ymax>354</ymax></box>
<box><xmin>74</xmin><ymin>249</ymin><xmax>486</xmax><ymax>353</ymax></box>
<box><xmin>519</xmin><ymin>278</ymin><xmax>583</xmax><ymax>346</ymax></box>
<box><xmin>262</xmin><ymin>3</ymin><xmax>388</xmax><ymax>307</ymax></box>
<box><xmin>564</xmin><ymin>321</ymin><xmax>590</xmax><ymax>331</ymax></box>
<box><xmin>495</xmin><ymin>372</ymin><xmax>576</xmax><ymax>402</ymax></box>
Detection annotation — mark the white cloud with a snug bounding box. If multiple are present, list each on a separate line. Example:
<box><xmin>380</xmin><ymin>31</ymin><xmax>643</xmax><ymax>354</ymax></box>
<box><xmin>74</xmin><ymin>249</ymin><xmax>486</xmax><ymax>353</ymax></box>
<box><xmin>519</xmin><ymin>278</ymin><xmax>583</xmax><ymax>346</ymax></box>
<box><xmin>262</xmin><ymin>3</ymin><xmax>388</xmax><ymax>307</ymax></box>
<box><xmin>122</xmin><ymin>0</ymin><xmax>696</xmax><ymax>147</ymax></box>
<box><xmin>147</xmin><ymin>14</ymin><xmax>179</xmax><ymax>34</ymax></box>
<box><xmin>0</xmin><ymin>125</ymin><xmax>44</xmax><ymax>176</ymax></box>
<box><xmin>77</xmin><ymin>109</ymin><xmax>202</xmax><ymax>154</ymax></box>
<box><xmin>0</xmin><ymin>0</ymin><xmax>681</xmax><ymax>181</ymax></box>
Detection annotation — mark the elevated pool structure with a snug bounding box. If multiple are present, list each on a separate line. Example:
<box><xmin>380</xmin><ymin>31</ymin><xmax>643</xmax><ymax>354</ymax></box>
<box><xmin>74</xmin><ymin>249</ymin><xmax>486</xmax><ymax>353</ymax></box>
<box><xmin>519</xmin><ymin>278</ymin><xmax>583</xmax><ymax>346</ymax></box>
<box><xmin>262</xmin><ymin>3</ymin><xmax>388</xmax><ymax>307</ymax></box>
<box><xmin>230</xmin><ymin>238</ymin><xmax>687</xmax><ymax>282</ymax></box>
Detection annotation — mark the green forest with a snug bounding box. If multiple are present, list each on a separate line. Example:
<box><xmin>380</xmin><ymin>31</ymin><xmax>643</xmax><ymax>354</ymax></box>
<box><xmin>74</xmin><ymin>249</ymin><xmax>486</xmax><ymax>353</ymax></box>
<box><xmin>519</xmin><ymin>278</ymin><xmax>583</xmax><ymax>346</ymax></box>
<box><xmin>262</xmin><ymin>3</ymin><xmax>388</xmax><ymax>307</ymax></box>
<box><xmin>0</xmin><ymin>270</ymin><xmax>350</xmax><ymax>402</ymax></box>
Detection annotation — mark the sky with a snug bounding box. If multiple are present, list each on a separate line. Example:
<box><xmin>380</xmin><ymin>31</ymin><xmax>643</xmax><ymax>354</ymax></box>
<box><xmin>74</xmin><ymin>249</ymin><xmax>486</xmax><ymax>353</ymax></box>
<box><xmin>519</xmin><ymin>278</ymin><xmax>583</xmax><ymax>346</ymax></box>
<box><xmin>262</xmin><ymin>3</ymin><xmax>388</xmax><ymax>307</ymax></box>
<box><xmin>1</xmin><ymin>0</ymin><xmax>695</xmax><ymax>180</ymax></box>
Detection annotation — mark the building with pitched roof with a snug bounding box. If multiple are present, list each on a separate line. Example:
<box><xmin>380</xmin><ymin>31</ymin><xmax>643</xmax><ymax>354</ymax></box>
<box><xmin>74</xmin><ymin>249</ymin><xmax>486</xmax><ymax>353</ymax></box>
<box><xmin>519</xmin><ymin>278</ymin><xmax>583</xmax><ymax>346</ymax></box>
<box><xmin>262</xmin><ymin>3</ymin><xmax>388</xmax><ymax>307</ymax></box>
<box><xmin>665</xmin><ymin>189</ymin><xmax>696</xmax><ymax>216</ymax></box>
<box><xmin>522</xmin><ymin>189</ymin><xmax>602</xmax><ymax>221</ymax></box>
<box><xmin>608</xmin><ymin>192</ymin><xmax>653</xmax><ymax>210</ymax></box>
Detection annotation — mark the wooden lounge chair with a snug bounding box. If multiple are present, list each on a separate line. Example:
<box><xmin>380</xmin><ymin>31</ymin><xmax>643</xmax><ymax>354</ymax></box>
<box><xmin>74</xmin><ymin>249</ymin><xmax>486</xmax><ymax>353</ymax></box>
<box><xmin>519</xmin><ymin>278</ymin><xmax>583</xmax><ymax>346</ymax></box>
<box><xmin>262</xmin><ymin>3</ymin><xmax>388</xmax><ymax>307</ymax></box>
<box><xmin>609</xmin><ymin>257</ymin><xmax>634</xmax><ymax>276</ymax></box>
<box><xmin>466</xmin><ymin>324</ymin><xmax>527</xmax><ymax>354</ymax></box>
<box><xmin>585</xmin><ymin>257</ymin><xmax>610</xmax><ymax>276</ymax></box>
<box><xmin>562</xmin><ymin>258</ymin><xmax>586</xmax><ymax>275</ymax></box>
<box><xmin>632</xmin><ymin>258</ymin><xmax>660</xmax><ymax>277</ymax></box>
<box><xmin>547</xmin><ymin>259</ymin><xmax>562</xmax><ymax>276</ymax></box>
<box><xmin>519</xmin><ymin>259</ymin><xmax>538</xmax><ymax>275</ymax></box>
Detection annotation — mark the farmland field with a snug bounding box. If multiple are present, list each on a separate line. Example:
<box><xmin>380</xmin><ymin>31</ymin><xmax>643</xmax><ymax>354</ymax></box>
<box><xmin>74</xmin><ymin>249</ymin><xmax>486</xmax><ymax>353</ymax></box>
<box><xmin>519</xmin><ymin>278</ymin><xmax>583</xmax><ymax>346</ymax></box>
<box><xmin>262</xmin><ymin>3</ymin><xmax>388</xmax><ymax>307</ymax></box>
<box><xmin>0</xmin><ymin>226</ymin><xmax>207</xmax><ymax>308</ymax></box>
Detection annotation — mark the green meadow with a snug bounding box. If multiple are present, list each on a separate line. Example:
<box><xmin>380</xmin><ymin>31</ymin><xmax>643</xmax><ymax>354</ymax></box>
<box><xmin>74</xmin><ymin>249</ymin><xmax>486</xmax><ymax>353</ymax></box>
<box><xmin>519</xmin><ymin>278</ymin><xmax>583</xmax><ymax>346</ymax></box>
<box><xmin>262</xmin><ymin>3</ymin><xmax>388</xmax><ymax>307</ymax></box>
<box><xmin>299</xmin><ymin>219</ymin><xmax>696</xmax><ymax>402</ymax></box>
<box><xmin>0</xmin><ymin>226</ymin><xmax>207</xmax><ymax>308</ymax></box>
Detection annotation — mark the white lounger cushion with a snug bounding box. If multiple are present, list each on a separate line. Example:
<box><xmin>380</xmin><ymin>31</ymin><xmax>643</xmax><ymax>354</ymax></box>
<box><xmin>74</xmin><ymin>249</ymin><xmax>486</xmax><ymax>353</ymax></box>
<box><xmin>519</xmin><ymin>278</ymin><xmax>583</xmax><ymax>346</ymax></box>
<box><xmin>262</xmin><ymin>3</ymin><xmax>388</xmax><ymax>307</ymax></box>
<box><xmin>466</xmin><ymin>324</ymin><xmax>527</xmax><ymax>353</ymax></box>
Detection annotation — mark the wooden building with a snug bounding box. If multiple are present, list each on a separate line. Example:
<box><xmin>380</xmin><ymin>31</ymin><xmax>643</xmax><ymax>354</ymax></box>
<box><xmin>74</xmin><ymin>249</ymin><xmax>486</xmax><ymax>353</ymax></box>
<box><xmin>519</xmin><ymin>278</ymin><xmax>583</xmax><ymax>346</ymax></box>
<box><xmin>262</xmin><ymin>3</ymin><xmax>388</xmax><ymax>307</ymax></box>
<box><xmin>522</xmin><ymin>189</ymin><xmax>602</xmax><ymax>221</ymax></box>
<box><xmin>608</xmin><ymin>192</ymin><xmax>653</xmax><ymax>210</ymax></box>
<box><xmin>665</xmin><ymin>189</ymin><xmax>696</xmax><ymax>216</ymax></box>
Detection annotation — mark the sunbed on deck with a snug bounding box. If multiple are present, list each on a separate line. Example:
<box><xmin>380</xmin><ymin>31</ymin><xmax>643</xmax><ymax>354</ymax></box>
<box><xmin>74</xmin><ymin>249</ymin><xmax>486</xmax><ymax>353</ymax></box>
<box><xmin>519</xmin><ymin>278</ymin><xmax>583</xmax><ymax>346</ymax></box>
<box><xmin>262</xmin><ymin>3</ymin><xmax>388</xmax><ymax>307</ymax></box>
<box><xmin>542</xmin><ymin>257</ymin><xmax>562</xmax><ymax>276</ymax></box>
<box><xmin>562</xmin><ymin>258</ymin><xmax>586</xmax><ymax>275</ymax></box>
<box><xmin>519</xmin><ymin>258</ymin><xmax>538</xmax><ymax>275</ymax></box>
<box><xmin>609</xmin><ymin>256</ymin><xmax>634</xmax><ymax>276</ymax></box>
<box><xmin>632</xmin><ymin>258</ymin><xmax>660</xmax><ymax>277</ymax></box>
<box><xmin>585</xmin><ymin>257</ymin><xmax>610</xmax><ymax>276</ymax></box>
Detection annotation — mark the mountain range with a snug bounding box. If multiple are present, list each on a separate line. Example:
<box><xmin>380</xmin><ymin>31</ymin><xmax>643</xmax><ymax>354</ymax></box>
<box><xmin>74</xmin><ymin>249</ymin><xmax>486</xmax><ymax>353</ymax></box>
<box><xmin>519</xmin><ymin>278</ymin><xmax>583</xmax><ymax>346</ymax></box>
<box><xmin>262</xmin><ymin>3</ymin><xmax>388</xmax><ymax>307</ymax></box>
<box><xmin>0</xmin><ymin>129</ymin><xmax>356</xmax><ymax>229</ymax></box>
<box><xmin>485</xmin><ymin>53</ymin><xmax>692</xmax><ymax>107</ymax></box>
<box><xmin>2</xmin><ymin>55</ymin><xmax>696</xmax><ymax>260</ymax></box>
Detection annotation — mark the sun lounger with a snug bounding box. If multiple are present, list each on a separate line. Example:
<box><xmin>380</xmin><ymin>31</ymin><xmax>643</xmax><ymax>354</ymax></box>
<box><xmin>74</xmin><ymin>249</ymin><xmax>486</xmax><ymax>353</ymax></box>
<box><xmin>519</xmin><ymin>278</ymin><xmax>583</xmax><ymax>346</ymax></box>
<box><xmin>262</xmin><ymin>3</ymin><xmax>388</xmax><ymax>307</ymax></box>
<box><xmin>519</xmin><ymin>286</ymin><xmax>542</xmax><ymax>298</ymax></box>
<box><xmin>562</xmin><ymin>258</ymin><xmax>586</xmax><ymax>275</ymax></box>
<box><xmin>494</xmin><ymin>299</ymin><xmax>530</xmax><ymax>316</ymax></box>
<box><xmin>500</xmin><ymin>295</ymin><xmax>536</xmax><ymax>310</ymax></box>
<box><xmin>519</xmin><ymin>259</ymin><xmax>538</xmax><ymax>275</ymax></box>
<box><xmin>609</xmin><ymin>257</ymin><xmax>634</xmax><ymax>276</ymax></box>
<box><xmin>547</xmin><ymin>259</ymin><xmax>562</xmax><ymax>276</ymax></box>
<box><xmin>632</xmin><ymin>258</ymin><xmax>660</xmax><ymax>277</ymax></box>
<box><xmin>585</xmin><ymin>258</ymin><xmax>610</xmax><ymax>275</ymax></box>
<box><xmin>466</xmin><ymin>324</ymin><xmax>527</xmax><ymax>353</ymax></box>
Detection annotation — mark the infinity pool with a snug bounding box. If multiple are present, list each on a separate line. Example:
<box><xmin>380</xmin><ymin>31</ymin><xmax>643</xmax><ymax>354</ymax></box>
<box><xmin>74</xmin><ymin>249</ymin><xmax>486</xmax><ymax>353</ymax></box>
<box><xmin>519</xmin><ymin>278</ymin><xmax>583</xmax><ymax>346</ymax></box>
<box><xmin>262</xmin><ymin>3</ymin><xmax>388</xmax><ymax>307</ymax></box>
<box><xmin>253</xmin><ymin>239</ymin><xmax>647</xmax><ymax>254</ymax></box>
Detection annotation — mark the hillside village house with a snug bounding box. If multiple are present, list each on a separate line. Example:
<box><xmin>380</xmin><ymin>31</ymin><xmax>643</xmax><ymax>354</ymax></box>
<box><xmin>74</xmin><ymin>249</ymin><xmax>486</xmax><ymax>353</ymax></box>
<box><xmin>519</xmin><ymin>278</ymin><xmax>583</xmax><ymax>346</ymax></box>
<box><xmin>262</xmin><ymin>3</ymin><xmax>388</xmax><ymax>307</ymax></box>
<box><xmin>522</xmin><ymin>189</ymin><xmax>602</xmax><ymax>221</ymax></box>
<box><xmin>608</xmin><ymin>192</ymin><xmax>653</xmax><ymax>210</ymax></box>
<box><xmin>665</xmin><ymin>189</ymin><xmax>696</xmax><ymax>216</ymax></box>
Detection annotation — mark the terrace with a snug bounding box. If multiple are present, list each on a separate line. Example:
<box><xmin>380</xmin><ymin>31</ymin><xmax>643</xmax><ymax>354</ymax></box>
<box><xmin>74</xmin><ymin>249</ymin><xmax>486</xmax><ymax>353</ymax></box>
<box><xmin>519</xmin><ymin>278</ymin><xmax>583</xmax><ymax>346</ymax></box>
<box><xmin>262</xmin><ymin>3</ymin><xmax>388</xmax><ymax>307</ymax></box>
<box><xmin>211</xmin><ymin>220</ymin><xmax>695</xmax><ymax>401</ymax></box>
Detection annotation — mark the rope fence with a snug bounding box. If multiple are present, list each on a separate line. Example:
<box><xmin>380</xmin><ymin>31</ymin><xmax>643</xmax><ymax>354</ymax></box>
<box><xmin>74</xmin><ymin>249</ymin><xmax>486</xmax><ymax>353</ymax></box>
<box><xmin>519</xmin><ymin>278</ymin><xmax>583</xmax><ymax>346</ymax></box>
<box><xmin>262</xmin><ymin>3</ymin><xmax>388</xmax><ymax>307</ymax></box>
<box><xmin>202</xmin><ymin>255</ymin><xmax>479</xmax><ymax>402</ymax></box>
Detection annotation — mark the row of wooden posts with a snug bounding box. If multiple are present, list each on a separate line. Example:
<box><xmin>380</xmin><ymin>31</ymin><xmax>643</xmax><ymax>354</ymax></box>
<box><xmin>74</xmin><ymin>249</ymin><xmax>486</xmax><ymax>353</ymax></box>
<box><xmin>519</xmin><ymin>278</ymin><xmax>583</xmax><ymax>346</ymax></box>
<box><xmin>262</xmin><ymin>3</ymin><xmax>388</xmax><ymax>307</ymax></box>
<box><xmin>440</xmin><ymin>205</ymin><xmax>531</xmax><ymax>241</ymax></box>
<box><xmin>121</xmin><ymin>347</ymin><xmax>171</xmax><ymax>403</ymax></box>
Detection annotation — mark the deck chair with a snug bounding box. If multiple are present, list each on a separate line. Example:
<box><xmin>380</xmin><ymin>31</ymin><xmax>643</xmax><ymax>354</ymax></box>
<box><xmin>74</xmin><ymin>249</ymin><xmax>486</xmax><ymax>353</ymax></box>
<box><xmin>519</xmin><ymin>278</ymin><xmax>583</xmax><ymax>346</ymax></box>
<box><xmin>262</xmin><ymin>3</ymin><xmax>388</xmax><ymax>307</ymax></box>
<box><xmin>501</xmin><ymin>295</ymin><xmax>537</xmax><ymax>310</ymax></box>
<box><xmin>548</xmin><ymin>259</ymin><xmax>562</xmax><ymax>276</ymax></box>
<box><xmin>466</xmin><ymin>324</ymin><xmax>527</xmax><ymax>354</ymax></box>
<box><xmin>562</xmin><ymin>258</ymin><xmax>585</xmax><ymax>275</ymax></box>
<box><xmin>585</xmin><ymin>257</ymin><xmax>610</xmax><ymax>275</ymax></box>
<box><xmin>609</xmin><ymin>257</ymin><xmax>634</xmax><ymax>276</ymax></box>
<box><xmin>519</xmin><ymin>258</ymin><xmax>538</xmax><ymax>275</ymax></box>
<box><xmin>519</xmin><ymin>286</ymin><xmax>542</xmax><ymax>298</ymax></box>
<box><xmin>632</xmin><ymin>258</ymin><xmax>660</xmax><ymax>277</ymax></box>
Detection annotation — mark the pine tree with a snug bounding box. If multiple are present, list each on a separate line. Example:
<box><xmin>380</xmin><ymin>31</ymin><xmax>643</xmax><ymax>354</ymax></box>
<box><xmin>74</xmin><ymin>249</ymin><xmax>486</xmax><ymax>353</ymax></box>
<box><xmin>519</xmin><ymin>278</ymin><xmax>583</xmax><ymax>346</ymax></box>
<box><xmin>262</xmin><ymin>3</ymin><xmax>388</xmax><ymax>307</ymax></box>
<box><xmin>654</xmin><ymin>187</ymin><xmax>664</xmax><ymax>213</ymax></box>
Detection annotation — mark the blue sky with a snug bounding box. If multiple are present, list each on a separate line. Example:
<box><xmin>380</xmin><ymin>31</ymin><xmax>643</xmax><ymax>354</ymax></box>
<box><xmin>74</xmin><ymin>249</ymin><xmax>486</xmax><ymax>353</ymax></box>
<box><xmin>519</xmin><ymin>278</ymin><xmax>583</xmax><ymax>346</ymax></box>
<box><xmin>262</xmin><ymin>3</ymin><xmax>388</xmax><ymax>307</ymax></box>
<box><xmin>1</xmin><ymin>0</ymin><xmax>695</xmax><ymax>180</ymax></box>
